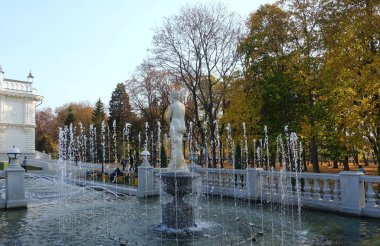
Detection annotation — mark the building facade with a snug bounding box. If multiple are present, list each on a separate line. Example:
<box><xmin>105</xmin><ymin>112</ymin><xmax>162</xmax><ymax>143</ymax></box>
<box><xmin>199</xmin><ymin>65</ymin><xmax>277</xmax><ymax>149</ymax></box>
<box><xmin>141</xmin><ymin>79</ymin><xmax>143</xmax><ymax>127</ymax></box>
<box><xmin>0</xmin><ymin>65</ymin><xmax>43</xmax><ymax>157</ymax></box>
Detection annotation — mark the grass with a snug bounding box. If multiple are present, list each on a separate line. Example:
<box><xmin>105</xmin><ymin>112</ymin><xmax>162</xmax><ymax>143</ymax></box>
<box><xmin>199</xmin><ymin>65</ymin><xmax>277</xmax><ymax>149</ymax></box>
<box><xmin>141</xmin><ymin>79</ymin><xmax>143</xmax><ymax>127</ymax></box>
<box><xmin>25</xmin><ymin>165</ymin><xmax>43</xmax><ymax>171</ymax></box>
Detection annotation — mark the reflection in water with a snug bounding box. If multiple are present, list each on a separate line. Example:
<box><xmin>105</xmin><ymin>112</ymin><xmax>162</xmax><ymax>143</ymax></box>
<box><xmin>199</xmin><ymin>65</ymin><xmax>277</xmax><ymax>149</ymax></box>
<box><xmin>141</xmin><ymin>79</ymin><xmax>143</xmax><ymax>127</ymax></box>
<box><xmin>0</xmin><ymin>177</ymin><xmax>380</xmax><ymax>245</ymax></box>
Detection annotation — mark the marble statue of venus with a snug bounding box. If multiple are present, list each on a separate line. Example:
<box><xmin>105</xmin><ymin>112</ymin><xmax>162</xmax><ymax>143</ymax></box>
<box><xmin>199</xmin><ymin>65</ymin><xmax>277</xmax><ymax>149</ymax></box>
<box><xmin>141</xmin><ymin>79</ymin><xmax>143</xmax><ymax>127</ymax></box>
<box><xmin>166</xmin><ymin>91</ymin><xmax>188</xmax><ymax>171</ymax></box>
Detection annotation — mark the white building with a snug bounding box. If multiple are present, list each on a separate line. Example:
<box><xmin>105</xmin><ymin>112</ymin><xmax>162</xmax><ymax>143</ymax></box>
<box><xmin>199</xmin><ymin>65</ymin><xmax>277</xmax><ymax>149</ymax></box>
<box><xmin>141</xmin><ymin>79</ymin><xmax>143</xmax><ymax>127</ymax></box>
<box><xmin>0</xmin><ymin>65</ymin><xmax>43</xmax><ymax>157</ymax></box>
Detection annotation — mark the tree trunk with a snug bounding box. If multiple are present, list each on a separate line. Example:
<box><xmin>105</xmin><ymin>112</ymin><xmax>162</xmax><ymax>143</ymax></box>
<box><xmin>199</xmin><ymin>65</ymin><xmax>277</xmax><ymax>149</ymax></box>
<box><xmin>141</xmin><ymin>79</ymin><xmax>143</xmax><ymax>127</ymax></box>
<box><xmin>343</xmin><ymin>155</ymin><xmax>350</xmax><ymax>171</ymax></box>
<box><xmin>191</xmin><ymin>89</ymin><xmax>206</xmax><ymax>167</ymax></box>
<box><xmin>309</xmin><ymin>90</ymin><xmax>320</xmax><ymax>173</ymax></box>
<box><xmin>310</xmin><ymin>136</ymin><xmax>320</xmax><ymax>173</ymax></box>
<box><xmin>209</xmin><ymin>117</ymin><xmax>217</xmax><ymax>168</ymax></box>
<box><xmin>302</xmin><ymin>150</ymin><xmax>307</xmax><ymax>171</ymax></box>
<box><xmin>363</xmin><ymin>153</ymin><xmax>369</xmax><ymax>166</ymax></box>
<box><xmin>333</xmin><ymin>160</ymin><xmax>339</xmax><ymax>169</ymax></box>
<box><xmin>352</xmin><ymin>150</ymin><xmax>359</xmax><ymax>166</ymax></box>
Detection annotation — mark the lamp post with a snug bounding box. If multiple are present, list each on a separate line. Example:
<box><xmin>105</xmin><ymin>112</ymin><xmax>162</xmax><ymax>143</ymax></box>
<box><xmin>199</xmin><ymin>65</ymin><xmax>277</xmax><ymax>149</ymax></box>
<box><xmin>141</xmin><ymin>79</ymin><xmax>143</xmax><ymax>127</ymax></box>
<box><xmin>7</xmin><ymin>145</ymin><xmax>21</xmax><ymax>168</ymax></box>
<box><xmin>141</xmin><ymin>149</ymin><xmax>151</xmax><ymax>167</ymax></box>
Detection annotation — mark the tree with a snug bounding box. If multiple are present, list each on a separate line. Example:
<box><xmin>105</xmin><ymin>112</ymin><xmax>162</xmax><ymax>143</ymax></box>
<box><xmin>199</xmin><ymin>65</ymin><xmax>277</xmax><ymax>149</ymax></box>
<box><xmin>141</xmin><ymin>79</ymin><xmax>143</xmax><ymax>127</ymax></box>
<box><xmin>64</xmin><ymin>106</ymin><xmax>75</xmax><ymax>126</ymax></box>
<box><xmin>152</xmin><ymin>2</ymin><xmax>243</xmax><ymax>168</ymax></box>
<box><xmin>35</xmin><ymin>107</ymin><xmax>58</xmax><ymax>157</ymax></box>
<box><xmin>55</xmin><ymin>102</ymin><xmax>94</xmax><ymax>129</ymax></box>
<box><xmin>234</xmin><ymin>142</ymin><xmax>242</xmax><ymax>169</ymax></box>
<box><xmin>235</xmin><ymin>4</ymin><xmax>306</xmax><ymax>166</ymax></box>
<box><xmin>125</xmin><ymin>61</ymin><xmax>175</xmax><ymax>165</ymax></box>
<box><xmin>160</xmin><ymin>144</ymin><xmax>168</xmax><ymax>168</ymax></box>
<box><xmin>92</xmin><ymin>98</ymin><xmax>106</xmax><ymax>162</ymax></box>
<box><xmin>109</xmin><ymin>83</ymin><xmax>135</xmax><ymax>161</ymax></box>
<box><xmin>92</xmin><ymin>99</ymin><xmax>106</xmax><ymax>126</ymax></box>
<box><xmin>321</xmin><ymin>0</ymin><xmax>380</xmax><ymax>174</ymax></box>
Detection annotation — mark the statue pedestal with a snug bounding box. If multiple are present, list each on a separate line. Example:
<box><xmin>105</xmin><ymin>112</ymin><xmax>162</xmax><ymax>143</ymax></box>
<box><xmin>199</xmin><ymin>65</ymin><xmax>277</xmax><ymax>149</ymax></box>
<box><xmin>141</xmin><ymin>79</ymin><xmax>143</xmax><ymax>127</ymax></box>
<box><xmin>5</xmin><ymin>167</ymin><xmax>27</xmax><ymax>209</ymax></box>
<box><xmin>158</xmin><ymin>171</ymin><xmax>201</xmax><ymax>230</ymax></box>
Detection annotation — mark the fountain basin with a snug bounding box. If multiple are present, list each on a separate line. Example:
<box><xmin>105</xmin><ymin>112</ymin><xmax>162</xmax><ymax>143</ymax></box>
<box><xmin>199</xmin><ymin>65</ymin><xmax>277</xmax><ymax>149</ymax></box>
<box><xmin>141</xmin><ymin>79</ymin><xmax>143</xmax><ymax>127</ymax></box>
<box><xmin>157</xmin><ymin>171</ymin><xmax>201</xmax><ymax>230</ymax></box>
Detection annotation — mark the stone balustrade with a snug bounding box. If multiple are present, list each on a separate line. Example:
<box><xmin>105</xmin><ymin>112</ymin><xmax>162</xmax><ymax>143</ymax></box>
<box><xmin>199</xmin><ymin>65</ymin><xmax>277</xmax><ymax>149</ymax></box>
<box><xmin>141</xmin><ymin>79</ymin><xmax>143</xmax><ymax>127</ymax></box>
<box><xmin>2</xmin><ymin>79</ymin><xmax>35</xmax><ymax>94</ymax></box>
<box><xmin>361</xmin><ymin>175</ymin><xmax>380</xmax><ymax>218</ymax></box>
<box><xmin>138</xmin><ymin>166</ymin><xmax>380</xmax><ymax>219</ymax></box>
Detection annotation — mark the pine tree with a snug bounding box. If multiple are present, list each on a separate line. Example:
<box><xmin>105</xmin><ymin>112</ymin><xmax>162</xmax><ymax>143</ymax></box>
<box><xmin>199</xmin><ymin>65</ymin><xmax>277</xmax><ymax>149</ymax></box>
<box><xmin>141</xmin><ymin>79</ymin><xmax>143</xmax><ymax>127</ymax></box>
<box><xmin>92</xmin><ymin>98</ymin><xmax>105</xmax><ymax>126</ymax></box>
<box><xmin>92</xmin><ymin>98</ymin><xmax>106</xmax><ymax>162</ymax></box>
<box><xmin>109</xmin><ymin>83</ymin><xmax>134</xmax><ymax>160</ymax></box>
<box><xmin>64</xmin><ymin>106</ymin><xmax>75</xmax><ymax>126</ymax></box>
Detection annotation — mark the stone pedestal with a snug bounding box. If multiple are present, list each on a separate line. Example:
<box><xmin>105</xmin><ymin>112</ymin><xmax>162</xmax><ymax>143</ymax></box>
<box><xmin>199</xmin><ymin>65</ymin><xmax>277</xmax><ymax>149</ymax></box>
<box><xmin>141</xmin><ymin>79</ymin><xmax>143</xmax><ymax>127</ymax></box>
<box><xmin>158</xmin><ymin>171</ymin><xmax>200</xmax><ymax>230</ymax></box>
<box><xmin>246</xmin><ymin>168</ymin><xmax>263</xmax><ymax>199</ymax></box>
<box><xmin>137</xmin><ymin>166</ymin><xmax>155</xmax><ymax>198</ymax></box>
<box><xmin>339</xmin><ymin>171</ymin><xmax>364</xmax><ymax>215</ymax></box>
<box><xmin>5</xmin><ymin>167</ymin><xmax>27</xmax><ymax>209</ymax></box>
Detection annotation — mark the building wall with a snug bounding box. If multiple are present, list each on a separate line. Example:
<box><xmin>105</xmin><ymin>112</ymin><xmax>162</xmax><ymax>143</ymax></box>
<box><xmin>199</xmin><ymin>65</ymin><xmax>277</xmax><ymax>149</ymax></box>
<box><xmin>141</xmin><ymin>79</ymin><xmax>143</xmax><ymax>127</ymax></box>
<box><xmin>0</xmin><ymin>69</ymin><xmax>42</xmax><ymax>156</ymax></box>
<box><xmin>0</xmin><ymin>97</ymin><xmax>37</xmax><ymax>153</ymax></box>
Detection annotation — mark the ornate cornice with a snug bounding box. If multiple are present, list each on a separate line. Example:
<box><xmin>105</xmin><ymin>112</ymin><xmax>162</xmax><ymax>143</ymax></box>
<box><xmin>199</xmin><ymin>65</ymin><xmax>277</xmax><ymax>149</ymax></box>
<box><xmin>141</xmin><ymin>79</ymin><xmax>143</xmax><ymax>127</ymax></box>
<box><xmin>0</xmin><ymin>122</ymin><xmax>35</xmax><ymax>128</ymax></box>
<box><xmin>0</xmin><ymin>90</ymin><xmax>43</xmax><ymax>101</ymax></box>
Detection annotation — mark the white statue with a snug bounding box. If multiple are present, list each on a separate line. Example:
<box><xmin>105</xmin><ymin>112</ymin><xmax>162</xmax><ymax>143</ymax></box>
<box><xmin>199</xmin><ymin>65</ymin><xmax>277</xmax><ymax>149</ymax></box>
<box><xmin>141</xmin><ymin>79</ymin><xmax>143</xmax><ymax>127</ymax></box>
<box><xmin>166</xmin><ymin>91</ymin><xmax>188</xmax><ymax>171</ymax></box>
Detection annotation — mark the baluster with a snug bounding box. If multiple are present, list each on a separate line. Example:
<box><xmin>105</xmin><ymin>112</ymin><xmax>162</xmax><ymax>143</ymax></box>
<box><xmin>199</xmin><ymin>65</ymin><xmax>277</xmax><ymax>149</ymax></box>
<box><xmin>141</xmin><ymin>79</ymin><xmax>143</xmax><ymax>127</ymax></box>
<box><xmin>270</xmin><ymin>173</ymin><xmax>276</xmax><ymax>195</ymax></box>
<box><xmin>230</xmin><ymin>173</ymin><xmax>235</xmax><ymax>192</ymax></box>
<box><xmin>323</xmin><ymin>179</ymin><xmax>332</xmax><ymax>201</ymax></box>
<box><xmin>287</xmin><ymin>175</ymin><xmax>293</xmax><ymax>196</ymax></box>
<box><xmin>261</xmin><ymin>174</ymin><xmax>267</xmax><ymax>194</ymax></box>
<box><xmin>313</xmin><ymin>178</ymin><xmax>321</xmax><ymax>200</ymax></box>
<box><xmin>236</xmin><ymin>174</ymin><xmax>242</xmax><ymax>191</ymax></box>
<box><xmin>242</xmin><ymin>173</ymin><xmax>247</xmax><ymax>191</ymax></box>
<box><xmin>266</xmin><ymin>174</ymin><xmax>271</xmax><ymax>194</ymax></box>
<box><xmin>366</xmin><ymin>181</ymin><xmax>376</xmax><ymax>208</ymax></box>
<box><xmin>217</xmin><ymin>171</ymin><xmax>221</xmax><ymax>188</ymax></box>
<box><xmin>333</xmin><ymin>179</ymin><xmax>340</xmax><ymax>203</ymax></box>
<box><xmin>303</xmin><ymin>178</ymin><xmax>311</xmax><ymax>199</ymax></box>
<box><xmin>221</xmin><ymin>173</ymin><xmax>225</xmax><ymax>189</ymax></box>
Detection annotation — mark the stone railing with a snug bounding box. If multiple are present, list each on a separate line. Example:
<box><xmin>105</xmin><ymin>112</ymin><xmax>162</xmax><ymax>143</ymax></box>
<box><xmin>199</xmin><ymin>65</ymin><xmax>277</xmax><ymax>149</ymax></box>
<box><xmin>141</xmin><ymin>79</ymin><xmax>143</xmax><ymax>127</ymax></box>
<box><xmin>361</xmin><ymin>175</ymin><xmax>380</xmax><ymax>218</ymax></box>
<box><xmin>2</xmin><ymin>79</ymin><xmax>35</xmax><ymax>94</ymax></box>
<box><xmin>137</xmin><ymin>166</ymin><xmax>380</xmax><ymax>218</ymax></box>
<box><xmin>35</xmin><ymin>151</ymin><xmax>52</xmax><ymax>160</ymax></box>
<box><xmin>196</xmin><ymin>168</ymin><xmax>249</xmax><ymax>199</ymax></box>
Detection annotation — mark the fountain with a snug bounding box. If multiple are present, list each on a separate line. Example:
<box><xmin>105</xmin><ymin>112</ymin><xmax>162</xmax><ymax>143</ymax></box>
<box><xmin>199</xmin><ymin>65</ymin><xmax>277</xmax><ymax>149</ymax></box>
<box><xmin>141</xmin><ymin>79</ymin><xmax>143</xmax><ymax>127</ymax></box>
<box><xmin>157</xmin><ymin>91</ymin><xmax>201</xmax><ymax>231</ymax></box>
<box><xmin>2</xmin><ymin>93</ymin><xmax>380</xmax><ymax>245</ymax></box>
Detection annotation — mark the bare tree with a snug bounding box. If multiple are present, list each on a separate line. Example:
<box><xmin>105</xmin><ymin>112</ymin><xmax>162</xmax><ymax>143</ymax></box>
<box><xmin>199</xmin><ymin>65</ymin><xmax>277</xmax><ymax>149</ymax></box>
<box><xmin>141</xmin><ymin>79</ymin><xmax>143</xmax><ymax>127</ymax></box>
<box><xmin>151</xmin><ymin>2</ymin><xmax>242</xmax><ymax>167</ymax></box>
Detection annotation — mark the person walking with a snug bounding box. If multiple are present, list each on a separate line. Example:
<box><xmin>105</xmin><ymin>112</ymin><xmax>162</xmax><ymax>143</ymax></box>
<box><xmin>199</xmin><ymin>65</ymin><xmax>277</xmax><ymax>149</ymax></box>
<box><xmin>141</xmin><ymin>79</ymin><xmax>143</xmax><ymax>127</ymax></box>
<box><xmin>358</xmin><ymin>165</ymin><xmax>366</xmax><ymax>174</ymax></box>
<box><xmin>21</xmin><ymin>156</ymin><xmax>27</xmax><ymax>172</ymax></box>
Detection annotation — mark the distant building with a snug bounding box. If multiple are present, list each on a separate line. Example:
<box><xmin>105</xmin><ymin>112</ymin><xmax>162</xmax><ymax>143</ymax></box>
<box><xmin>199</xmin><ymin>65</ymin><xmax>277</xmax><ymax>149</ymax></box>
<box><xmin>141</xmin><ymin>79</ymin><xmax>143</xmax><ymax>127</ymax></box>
<box><xmin>0</xmin><ymin>65</ymin><xmax>43</xmax><ymax>157</ymax></box>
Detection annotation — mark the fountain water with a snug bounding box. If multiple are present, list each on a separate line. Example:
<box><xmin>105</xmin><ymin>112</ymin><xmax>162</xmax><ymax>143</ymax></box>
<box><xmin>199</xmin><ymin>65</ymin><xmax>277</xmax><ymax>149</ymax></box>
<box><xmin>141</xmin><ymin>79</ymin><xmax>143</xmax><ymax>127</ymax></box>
<box><xmin>156</xmin><ymin>91</ymin><xmax>201</xmax><ymax>232</ymax></box>
<box><xmin>2</xmin><ymin>94</ymin><xmax>380</xmax><ymax>245</ymax></box>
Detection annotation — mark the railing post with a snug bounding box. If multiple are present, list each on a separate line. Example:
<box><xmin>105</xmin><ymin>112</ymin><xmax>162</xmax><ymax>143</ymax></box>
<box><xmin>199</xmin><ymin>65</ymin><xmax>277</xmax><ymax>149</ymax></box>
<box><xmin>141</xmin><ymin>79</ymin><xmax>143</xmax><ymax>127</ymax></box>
<box><xmin>137</xmin><ymin>166</ymin><xmax>155</xmax><ymax>198</ymax></box>
<box><xmin>339</xmin><ymin>171</ymin><xmax>365</xmax><ymax>215</ymax></box>
<box><xmin>246</xmin><ymin>168</ymin><xmax>263</xmax><ymax>200</ymax></box>
<box><xmin>0</xmin><ymin>171</ymin><xmax>6</xmax><ymax>209</ymax></box>
<box><xmin>5</xmin><ymin>168</ymin><xmax>27</xmax><ymax>209</ymax></box>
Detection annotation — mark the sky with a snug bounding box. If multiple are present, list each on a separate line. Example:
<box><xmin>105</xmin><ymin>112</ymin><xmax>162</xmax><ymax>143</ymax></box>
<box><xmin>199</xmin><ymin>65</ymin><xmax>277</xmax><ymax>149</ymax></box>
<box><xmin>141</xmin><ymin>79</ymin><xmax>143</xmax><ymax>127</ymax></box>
<box><xmin>0</xmin><ymin>0</ymin><xmax>274</xmax><ymax>110</ymax></box>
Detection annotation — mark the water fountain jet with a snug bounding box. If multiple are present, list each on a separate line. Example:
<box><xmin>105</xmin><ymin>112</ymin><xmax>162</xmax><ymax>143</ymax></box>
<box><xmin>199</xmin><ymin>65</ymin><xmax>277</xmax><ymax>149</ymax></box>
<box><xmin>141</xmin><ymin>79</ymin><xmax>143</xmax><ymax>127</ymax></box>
<box><xmin>157</xmin><ymin>91</ymin><xmax>200</xmax><ymax>231</ymax></box>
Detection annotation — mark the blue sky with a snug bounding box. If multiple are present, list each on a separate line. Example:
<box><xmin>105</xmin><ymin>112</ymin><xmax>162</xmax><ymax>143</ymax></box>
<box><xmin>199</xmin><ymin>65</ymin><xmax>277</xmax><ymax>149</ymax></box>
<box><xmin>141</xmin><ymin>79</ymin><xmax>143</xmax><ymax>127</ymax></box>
<box><xmin>0</xmin><ymin>0</ymin><xmax>273</xmax><ymax>110</ymax></box>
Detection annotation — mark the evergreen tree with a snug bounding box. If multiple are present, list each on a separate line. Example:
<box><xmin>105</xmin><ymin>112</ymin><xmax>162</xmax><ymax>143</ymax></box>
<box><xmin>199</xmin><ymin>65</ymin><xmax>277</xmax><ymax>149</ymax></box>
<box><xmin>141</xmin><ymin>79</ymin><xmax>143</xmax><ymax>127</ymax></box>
<box><xmin>64</xmin><ymin>106</ymin><xmax>75</xmax><ymax>126</ymax></box>
<box><xmin>92</xmin><ymin>98</ymin><xmax>106</xmax><ymax>162</ymax></box>
<box><xmin>92</xmin><ymin>98</ymin><xmax>105</xmax><ymax>126</ymax></box>
<box><xmin>234</xmin><ymin>142</ymin><xmax>242</xmax><ymax>170</ymax></box>
<box><xmin>109</xmin><ymin>83</ymin><xmax>134</xmax><ymax>160</ymax></box>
